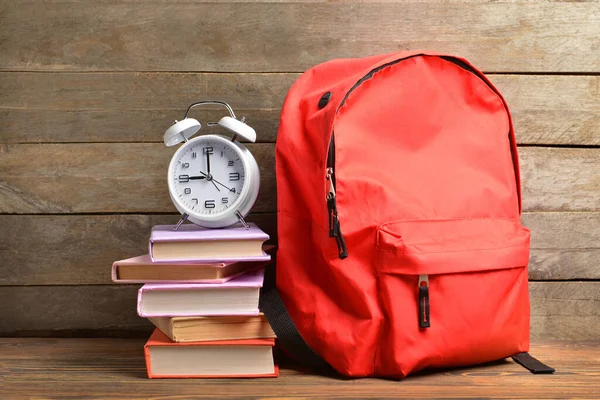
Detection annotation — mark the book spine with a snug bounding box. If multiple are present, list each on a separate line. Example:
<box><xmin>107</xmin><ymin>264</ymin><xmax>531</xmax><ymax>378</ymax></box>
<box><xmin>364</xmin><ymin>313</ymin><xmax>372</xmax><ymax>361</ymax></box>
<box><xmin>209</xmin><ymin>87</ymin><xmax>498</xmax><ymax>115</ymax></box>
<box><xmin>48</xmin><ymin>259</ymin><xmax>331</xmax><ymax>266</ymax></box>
<box><xmin>136</xmin><ymin>286</ymin><xmax>145</xmax><ymax>317</ymax></box>
<box><xmin>148</xmin><ymin>239</ymin><xmax>155</xmax><ymax>262</ymax></box>
<box><xmin>143</xmin><ymin>344</ymin><xmax>154</xmax><ymax>378</ymax></box>
<box><xmin>110</xmin><ymin>263</ymin><xmax>119</xmax><ymax>283</ymax></box>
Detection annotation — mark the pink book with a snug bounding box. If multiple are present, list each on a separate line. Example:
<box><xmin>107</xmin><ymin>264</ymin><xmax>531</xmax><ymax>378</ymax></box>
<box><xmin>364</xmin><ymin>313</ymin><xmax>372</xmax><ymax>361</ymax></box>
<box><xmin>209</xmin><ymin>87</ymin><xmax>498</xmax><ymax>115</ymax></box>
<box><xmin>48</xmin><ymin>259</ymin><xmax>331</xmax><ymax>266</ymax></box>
<box><xmin>111</xmin><ymin>254</ymin><xmax>267</xmax><ymax>284</ymax></box>
<box><xmin>137</xmin><ymin>267</ymin><xmax>265</xmax><ymax>318</ymax></box>
<box><xmin>149</xmin><ymin>223</ymin><xmax>271</xmax><ymax>263</ymax></box>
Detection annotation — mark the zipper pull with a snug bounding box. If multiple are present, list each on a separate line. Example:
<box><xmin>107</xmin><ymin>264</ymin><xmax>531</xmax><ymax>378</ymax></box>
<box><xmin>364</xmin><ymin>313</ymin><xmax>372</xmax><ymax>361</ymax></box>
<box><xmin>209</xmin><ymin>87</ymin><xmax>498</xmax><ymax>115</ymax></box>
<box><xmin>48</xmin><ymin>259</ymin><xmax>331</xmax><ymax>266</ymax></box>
<box><xmin>326</xmin><ymin>168</ymin><xmax>335</xmax><ymax>196</ymax></box>
<box><xmin>326</xmin><ymin>168</ymin><xmax>348</xmax><ymax>259</ymax></box>
<box><xmin>334</xmin><ymin>217</ymin><xmax>348</xmax><ymax>259</ymax></box>
<box><xmin>418</xmin><ymin>274</ymin><xmax>431</xmax><ymax>328</ymax></box>
<box><xmin>326</xmin><ymin>168</ymin><xmax>336</xmax><ymax>237</ymax></box>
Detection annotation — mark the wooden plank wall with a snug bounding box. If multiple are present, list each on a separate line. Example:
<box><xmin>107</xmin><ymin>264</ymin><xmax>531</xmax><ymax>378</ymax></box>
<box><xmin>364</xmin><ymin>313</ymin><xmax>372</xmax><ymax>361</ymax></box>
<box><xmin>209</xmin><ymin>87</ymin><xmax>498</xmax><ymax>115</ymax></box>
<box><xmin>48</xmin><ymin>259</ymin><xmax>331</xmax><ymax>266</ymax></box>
<box><xmin>0</xmin><ymin>0</ymin><xmax>598</xmax><ymax>338</ymax></box>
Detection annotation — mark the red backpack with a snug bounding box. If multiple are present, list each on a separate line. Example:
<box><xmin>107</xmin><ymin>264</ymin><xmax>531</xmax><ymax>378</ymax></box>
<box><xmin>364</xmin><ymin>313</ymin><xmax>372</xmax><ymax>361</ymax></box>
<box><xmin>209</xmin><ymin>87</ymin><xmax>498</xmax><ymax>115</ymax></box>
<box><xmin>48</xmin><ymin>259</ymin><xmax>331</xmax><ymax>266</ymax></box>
<box><xmin>260</xmin><ymin>51</ymin><xmax>554</xmax><ymax>378</ymax></box>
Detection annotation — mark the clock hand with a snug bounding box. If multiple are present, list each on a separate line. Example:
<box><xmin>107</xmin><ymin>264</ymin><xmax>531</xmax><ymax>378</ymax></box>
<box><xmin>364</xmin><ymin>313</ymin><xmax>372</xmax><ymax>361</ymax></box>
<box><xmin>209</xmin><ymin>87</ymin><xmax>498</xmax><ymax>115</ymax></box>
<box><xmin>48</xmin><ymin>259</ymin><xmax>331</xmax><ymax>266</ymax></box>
<box><xmin>206</xmin><ymin>150</ymin><xmax>211</xmax><ymax>175</ymax></box>
<box><xmin>210</xmin><ymin>177</ymin><xmax>235</xmax><ymax>192</ymax></box>
<box><xmin>198</xmin><ymin>171</ymin><xmax>221</xmax><ymax>192</ymax></box>
<box><xmin>188</xmin><ymin>176</ymin><xmax>206</xmax><ymax>180</ymax></box>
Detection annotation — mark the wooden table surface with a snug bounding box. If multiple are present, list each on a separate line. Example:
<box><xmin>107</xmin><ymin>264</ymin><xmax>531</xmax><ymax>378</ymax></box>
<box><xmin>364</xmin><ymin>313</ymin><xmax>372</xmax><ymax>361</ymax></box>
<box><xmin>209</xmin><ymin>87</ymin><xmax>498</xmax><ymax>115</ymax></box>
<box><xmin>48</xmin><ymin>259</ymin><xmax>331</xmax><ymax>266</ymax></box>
<box><xmin>1</xmin><ymin>338</ymin><xmax>599</xmax><ymax>399</ymax></box>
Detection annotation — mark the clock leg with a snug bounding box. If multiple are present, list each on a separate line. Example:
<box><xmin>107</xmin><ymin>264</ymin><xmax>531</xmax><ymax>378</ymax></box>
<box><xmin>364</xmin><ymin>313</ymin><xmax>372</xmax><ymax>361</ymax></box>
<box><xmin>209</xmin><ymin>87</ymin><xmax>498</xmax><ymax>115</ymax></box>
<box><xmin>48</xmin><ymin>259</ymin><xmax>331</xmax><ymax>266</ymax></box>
<box><xmin>173</xmin><ymin>213</ymin><xmax>189</xmax><ymax>230</ymax></box>
<box><xmin>235</xmin><ymin>211</ymin><xmax>250</xmax><ymax>229</ymax></box>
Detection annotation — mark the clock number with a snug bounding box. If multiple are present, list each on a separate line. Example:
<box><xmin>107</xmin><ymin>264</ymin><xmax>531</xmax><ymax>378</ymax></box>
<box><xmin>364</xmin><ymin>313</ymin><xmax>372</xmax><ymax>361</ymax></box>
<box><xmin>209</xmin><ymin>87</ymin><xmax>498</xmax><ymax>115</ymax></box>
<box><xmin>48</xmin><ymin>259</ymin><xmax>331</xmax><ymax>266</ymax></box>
<box><xmin>228</xmin><ymin>161</ymin><xmax>234</xmax><ymax>167</ymax></box>
<box><xmin>204</xmin><ymin>199</ymin><xmax>216</xmax><ymax>209</ymax></box>
<box><xmin>191</xmin><ymin>152</ymin><xmax>197</xmax><ymax>159</ymax></box>
<box><xmin>222</xmin><ymin>197</ymin><xmax>228</xmax><ymax>204</ymax></box>
<box><xmin>203</xmin><ymin>147</ymin><xmax>213</xmax><ymax>155</ymax></box>
<box><xmin>184</xmin><ymin>188</ymin><xmax>191</xmax><ymax>195</ymax></box>
<box><xmin>221</xmin><ymin>151</ymin><xmax>224</xmax><ymax>157</ymax></box>
<box><xmin>230</xmin><ymin>187</ymin><xmax>236</xmax><ymax>193</ymax></box>
<box><xmin>229</xmin><ymin>172</ymin><xmax>240</xmax><ymax>181</ymax></box>
<box><xmin>192</xmin><ymin>198</ymin><xmax>198</xmax><ymax>205</ymax></box>
<box><xmin>182</xmin><ymin>162</ymin><xmax>190</xmax><ymax>168</ymax></box>
<box><xmin>178</xmin><ymin>174</ymin><xmax>189</xmax><ymax>183</ymax></box>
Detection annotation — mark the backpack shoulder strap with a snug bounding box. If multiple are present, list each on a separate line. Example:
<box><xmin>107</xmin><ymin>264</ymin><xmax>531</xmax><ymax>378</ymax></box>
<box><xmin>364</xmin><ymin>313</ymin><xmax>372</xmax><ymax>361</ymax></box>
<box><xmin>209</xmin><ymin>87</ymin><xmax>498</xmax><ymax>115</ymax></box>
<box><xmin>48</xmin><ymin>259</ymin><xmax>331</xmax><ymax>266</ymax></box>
<box><xmin>259</xmin><ymin>263</ymin><xmax>336</xmax><ymax>374</ymax></box>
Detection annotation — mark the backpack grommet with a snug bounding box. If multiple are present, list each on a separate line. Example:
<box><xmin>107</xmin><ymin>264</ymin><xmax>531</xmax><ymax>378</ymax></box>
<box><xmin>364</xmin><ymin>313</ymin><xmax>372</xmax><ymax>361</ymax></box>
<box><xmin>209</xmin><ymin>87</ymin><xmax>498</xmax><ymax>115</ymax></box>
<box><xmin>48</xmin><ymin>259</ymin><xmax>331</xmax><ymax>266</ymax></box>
<box><xmin>318</xmin><ymin>92</ymin><xmax>332</xmax><ymax>109</ymax></box>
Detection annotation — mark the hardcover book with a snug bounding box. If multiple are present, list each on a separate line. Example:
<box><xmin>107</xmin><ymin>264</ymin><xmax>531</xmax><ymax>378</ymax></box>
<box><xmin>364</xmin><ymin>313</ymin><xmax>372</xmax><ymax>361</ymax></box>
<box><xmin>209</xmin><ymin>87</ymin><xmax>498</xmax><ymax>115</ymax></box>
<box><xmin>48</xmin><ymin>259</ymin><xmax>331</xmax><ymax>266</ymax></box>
<box><xmin>149</xmin><ymin>223</ymin><xmax>270</xmax><ymax>263</ymax></box>
<box><xmin>144</xmin><ymin>329</ymin><xmax>278</xmax><ymax>378</ymax></box>
<box><xmin>137</xmin><ymin>267</ymin><xmax>265</xmax><ymax>317</ymax></box>
<box><xmin>149</xmin><ymin>313</ymin><xmax>276</xmax><ymax>343</ymax></box>
<box><xmin>111</xmin><ymin>254</ymin><xmax>267</xmax><ymax>283</ymax></box>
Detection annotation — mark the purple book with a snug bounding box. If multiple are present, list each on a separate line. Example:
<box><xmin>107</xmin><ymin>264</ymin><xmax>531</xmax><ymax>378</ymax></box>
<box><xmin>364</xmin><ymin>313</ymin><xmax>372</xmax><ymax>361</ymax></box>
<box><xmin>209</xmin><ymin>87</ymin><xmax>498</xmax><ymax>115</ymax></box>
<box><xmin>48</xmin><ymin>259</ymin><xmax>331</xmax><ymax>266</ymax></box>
<box><xmin>137</xmin><ymin>267</ymin><xmax>265</xmax><ymax>318</ymax></box>
<box><xmin>149</xmin><ymin>222</ymin><xmax>271</xmax><ymax>263</ymax></box>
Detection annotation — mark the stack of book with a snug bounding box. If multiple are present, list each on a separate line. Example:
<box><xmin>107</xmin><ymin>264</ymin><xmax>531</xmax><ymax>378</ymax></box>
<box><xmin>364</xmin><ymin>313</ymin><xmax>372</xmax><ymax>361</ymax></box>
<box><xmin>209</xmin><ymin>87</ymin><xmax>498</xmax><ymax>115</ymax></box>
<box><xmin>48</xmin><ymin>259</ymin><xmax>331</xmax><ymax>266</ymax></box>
<box><xmin>111</xmin><ymin>222</ymin><xmax>278</xmax><ymax>378</ymax></box>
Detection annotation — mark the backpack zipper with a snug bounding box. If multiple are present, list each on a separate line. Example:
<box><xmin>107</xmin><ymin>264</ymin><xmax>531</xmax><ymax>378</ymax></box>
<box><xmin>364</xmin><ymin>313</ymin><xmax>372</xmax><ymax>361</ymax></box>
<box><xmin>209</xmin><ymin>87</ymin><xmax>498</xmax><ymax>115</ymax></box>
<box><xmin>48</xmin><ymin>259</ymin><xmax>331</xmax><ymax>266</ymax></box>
<box><xmin>326</xmin><ymin>55</ymin><xmax>519</xmax><ymax>260</ymax></box>
<box><xmin>326</xmin><ymin>133</ymin><xmax>349</xmax><ymax>260</ymax></box>
<box><xmin>326</xmin><ymin>162</ymin><xmax>348</xmax><ymax>259</ymax></box>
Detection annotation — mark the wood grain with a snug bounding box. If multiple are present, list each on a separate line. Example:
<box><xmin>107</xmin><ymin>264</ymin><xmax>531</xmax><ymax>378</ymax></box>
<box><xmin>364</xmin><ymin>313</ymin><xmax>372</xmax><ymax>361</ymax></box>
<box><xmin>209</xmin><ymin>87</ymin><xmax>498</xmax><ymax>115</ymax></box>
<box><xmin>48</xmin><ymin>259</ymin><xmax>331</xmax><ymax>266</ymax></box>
<box><xmin>1</xmin><ymin>339</ymin><xmax>598</xmax><ymax>399</ymax></box>
<box><xmin>0</xmin><ymin>108</ymin><xmax>282</xmax><ymax>143</ymax></box>
<box><xmin>1</xmin><ymin>73</ymin><xmax>598</xmax><ymax>145</ymax></box>
<box><xmin>520</xmin><ymin>147</ymin><xmax>600</xmax><ymax>212</ymax></box>
<box><xmin>530</xmin><ymin>282</ymin><xmax>600</xmax><ymax>340</ymax></box>
<box><xmin>1</xmin><ymin>144</ymin><xmax>598</xmax><ymax>213</ymax></box>
<box><xmin>524</xmin><ymin>212</ymin><xmax>600</xmax><ymax>281</ymax></box>
<box><xmin>0</xmin><ymin>72</ymin><xmax>292</xmax><ymax>143</ymax></box>
<box><xmin>490</xmin><ymin>75</ymin><xmax>600</xmax><ymax>146</ymax></box>
<box><xmin>0</xmin><ymin>212</ymin><xmax>598</xmax><ymax>285</ymax></box>
<box><xmin>1</xmin><ymin>1</ymin><xmax>598</xmax><ymax>73</ymax></box>
<box><xmin>524</xmin><ymin>211</ymin><xmax>600</xmax><ymax>251</ymax></box>
<box><xmin>0</xmin><ymin>283</ymin><xmax>598</xmax><ymax>339</ymax></box>
<box><xmin>1</xmin><ymin>340</ymin><xmax>599</xmax><ymax>399</ymax></box>
<box><xmin>528</xmin><ymin>249</ymin><xmax>600</xmax><ymax>281</ymax></box>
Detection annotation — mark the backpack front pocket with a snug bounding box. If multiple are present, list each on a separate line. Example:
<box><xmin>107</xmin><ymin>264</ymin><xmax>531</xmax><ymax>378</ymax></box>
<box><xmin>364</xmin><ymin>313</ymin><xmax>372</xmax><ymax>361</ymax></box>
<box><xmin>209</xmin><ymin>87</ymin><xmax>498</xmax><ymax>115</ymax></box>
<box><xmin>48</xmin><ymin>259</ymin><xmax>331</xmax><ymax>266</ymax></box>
<box><xmin>375</xmin><ymin>218</ymin><xmax>531</xmax><ymax>378</ymax></box>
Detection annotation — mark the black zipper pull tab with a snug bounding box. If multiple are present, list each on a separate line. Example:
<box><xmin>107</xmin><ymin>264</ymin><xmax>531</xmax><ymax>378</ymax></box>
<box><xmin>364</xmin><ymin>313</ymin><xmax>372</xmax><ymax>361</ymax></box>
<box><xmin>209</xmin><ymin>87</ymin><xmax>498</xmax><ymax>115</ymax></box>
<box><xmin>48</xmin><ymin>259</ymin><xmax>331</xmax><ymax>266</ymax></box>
<box><xmin>326</xmin><ymin>168</ymin><xmax>348</xmax><ymax>259</ymax></box>
<box><xmin>418</xmin><ymin>275</ymin><xmax>431</xmax><ymax>328</ymax></box>
<box><xmin>334</xmin><ymin>217</ymin><xmax>348</xmax><ymax>259</ymax></box>
<box><xmin>327</xmin><ymin>197</ymin><xmax>336</xmax><ymax>237</ymax></box>
<box><xmin>326</xmin><ymin>168</ymin><xmax>337</xmax><ymax>237</ymax></box>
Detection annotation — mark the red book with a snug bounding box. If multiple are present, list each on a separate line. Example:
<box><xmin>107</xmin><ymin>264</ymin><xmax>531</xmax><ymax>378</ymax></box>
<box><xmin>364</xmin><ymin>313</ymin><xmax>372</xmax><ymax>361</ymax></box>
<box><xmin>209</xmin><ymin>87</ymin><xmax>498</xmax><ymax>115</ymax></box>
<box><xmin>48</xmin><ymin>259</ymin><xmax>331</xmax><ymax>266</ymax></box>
<box><xmin>144</xmin><ymin>329</ymin><xmax>278</xmax><ymax>378</ymax></box>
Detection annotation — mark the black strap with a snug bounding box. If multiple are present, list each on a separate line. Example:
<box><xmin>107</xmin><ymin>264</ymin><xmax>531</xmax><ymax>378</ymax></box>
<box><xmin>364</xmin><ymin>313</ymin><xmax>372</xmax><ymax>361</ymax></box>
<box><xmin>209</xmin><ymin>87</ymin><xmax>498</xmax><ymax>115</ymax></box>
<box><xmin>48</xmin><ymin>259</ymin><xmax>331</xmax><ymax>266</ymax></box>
<box><xmin>512</xmin><ymin>352</ymin><xmax>555</xmax><ymax>374</ymax></box>
<box><xmin>259</xmin><ymin>263</ymin><xmax>336</xmax><ymax>374</ymax></box>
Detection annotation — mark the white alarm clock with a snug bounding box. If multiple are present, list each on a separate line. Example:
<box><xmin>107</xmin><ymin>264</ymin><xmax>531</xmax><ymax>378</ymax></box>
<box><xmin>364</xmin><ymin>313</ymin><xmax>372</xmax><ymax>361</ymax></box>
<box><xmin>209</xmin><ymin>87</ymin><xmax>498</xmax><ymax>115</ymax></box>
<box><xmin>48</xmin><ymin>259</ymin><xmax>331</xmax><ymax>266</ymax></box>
<box><xmin>164</xmin><ymin>101</ymin><xmax>260</xmax><ymax>229</ymax></box>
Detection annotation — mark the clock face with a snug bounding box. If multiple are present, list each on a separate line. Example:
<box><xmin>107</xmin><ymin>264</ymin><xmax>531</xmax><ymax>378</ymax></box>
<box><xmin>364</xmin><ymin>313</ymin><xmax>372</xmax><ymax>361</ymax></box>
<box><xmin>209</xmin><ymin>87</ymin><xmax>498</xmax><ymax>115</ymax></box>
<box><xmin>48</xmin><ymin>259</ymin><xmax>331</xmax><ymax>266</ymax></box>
<box><xmin>170</xmin><ymin>137</ymin><xmax>246</xmax><ymax>217</ymax></box>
